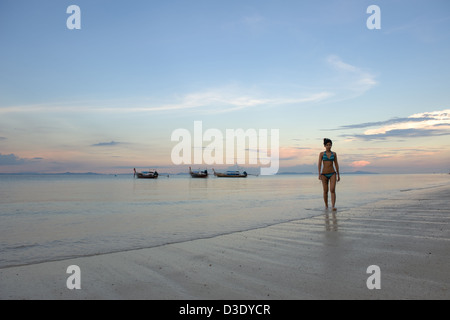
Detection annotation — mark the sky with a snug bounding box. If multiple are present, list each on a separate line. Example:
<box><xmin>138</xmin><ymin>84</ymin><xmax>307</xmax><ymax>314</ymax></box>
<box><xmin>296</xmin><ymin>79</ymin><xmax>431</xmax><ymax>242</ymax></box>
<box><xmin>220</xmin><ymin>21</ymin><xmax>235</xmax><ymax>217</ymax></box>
<box><xmin>1</xmin><ymin>0</ymin><xmax>450</xmax><ymax>174</ymax></box>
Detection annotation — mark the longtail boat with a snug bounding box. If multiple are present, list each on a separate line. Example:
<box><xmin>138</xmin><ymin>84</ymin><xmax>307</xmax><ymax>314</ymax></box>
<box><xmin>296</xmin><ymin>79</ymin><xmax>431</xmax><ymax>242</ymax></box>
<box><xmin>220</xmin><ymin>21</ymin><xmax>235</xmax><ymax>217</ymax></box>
<box><xmin>189</xmin><ymin>167</ymin><xmax>208</xmax><ymax>178</ymax></box>
<box><xmin>213</xmin><ymin>169</ymin><xmax>247</xmax><ymax>178</ymax></box>
<box><xmin>134</xmin><ymin>168</ymin><xmax>159</xmax><ymax>179</ymax></box>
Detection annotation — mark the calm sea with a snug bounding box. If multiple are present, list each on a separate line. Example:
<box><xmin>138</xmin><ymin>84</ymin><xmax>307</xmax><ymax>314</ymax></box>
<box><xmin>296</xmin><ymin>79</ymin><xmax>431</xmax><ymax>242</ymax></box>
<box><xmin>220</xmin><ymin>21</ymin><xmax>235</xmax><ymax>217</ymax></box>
<box><xmin>0</xmin><ymin>173</ymin><xmax>448</xmax><ymax>268</ymax></box>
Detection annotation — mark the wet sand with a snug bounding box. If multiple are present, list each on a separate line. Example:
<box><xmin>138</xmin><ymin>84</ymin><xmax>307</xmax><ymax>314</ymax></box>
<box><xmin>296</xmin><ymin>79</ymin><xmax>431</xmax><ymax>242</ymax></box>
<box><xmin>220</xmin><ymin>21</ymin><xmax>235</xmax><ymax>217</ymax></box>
<box><xmin>1</xmin><ymin>183</ymin><xmax>449</xmax><ymax>300</ymax></box>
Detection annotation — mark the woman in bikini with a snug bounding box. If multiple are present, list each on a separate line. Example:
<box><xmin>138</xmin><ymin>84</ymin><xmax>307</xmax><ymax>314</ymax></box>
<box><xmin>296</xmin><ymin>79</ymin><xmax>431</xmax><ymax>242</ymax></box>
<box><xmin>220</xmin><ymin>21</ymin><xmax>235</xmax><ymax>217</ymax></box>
<box><xmin>318</xmin><ymin>138</ymin><xmax>340</xmax><ymax>210</ymax></box>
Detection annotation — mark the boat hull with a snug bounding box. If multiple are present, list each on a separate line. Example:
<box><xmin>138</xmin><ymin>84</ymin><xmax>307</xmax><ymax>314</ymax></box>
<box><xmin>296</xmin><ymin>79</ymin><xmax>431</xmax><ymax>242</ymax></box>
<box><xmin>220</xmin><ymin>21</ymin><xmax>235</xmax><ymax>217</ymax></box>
<box><xmin>214</xmin><ymin>174</ymin><xmax>247</xmax><ymax>178</ymax></box>
<box><xmin>189</xmin><ymin>167</ymin><xmax>208</xmax><ymax>178</ymax></box>
<box><xmin>134</xmin><ymin>169</ymin><xmax>159</xmax><ymax>179</ymax></box>
<box><xmin>213</xmin><ymin>170</ymin><xmax>247</xmax><ymax>178</ymax></box>
<box><xmin>190</xmin><ymin>173</ymin><xmax>208</xmax><ymax>178</ymax></box>
<box><xmin>136</xmin><ymin>173</ymin><xmax>158</xmax><ymax>179</ymax></box>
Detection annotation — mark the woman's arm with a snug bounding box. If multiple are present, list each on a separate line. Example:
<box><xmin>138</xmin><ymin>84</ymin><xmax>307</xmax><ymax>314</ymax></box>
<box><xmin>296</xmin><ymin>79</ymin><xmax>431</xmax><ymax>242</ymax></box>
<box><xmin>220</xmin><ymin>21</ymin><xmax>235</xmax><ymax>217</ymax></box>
<box><xmin>334</xmin><ymin>152</ymin><xmax>340</xmax><ymax>182</ymax></box>
<box><xmin>318</xmin><ymin>152</ymin><xmax>323</xmax><ymax>180</ymax></box>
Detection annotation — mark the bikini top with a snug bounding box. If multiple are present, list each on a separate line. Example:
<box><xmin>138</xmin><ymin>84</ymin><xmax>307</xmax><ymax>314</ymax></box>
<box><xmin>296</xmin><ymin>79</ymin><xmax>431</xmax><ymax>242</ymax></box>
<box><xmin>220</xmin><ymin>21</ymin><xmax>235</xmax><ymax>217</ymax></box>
<box><xmin>322</xmin><ymin>151</ymin><xmax>335</xmax><ymax>161</ymax></box>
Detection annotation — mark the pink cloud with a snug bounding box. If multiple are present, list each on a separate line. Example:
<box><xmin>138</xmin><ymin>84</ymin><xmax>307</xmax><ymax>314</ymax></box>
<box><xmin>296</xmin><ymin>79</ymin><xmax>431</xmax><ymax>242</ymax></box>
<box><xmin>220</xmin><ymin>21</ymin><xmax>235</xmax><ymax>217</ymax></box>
<box><xmin>350</xmin><ymin>160</ymin><xmax>371</xmax><ymax>168</ymax></box>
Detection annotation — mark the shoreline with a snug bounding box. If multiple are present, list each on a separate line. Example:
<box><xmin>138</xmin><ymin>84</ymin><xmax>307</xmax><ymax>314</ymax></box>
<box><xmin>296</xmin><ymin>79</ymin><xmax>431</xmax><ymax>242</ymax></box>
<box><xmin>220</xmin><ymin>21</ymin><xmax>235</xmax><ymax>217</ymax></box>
<box><xmin>1</xmin><ymin>183</ymin><xmax>449</xmax><ymax>299</ymax></box>
<box><xmin>1</xmin><ymin>180</ymin><xmax>445</xmax><ymax>271</ymax></box>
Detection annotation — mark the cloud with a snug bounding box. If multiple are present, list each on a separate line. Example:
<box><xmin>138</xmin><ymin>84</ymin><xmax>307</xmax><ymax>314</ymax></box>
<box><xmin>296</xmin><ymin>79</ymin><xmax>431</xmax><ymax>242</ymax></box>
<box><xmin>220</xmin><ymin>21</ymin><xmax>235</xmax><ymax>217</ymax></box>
<box><xmin>0</xmin><ymin>56</ymin><xmax>374</xmax><ymax>116</ymax></box>
<box><xmin>121</xmin><ymin>89</ymin><xmax>332</xmax><ymax>114</ymax></box>
<box><xmin>0</xmin><ymin>153</ymin><xmax>42</xmax><ymax>165</ymax></box>
<box><xmin>0</xmin><ymin>88</ymin><xmax>332</xmax><ymax>115</ymax></box>
<box><xmin>336</xmin><ymin>109</ymin><xmax>450</xmax><ymax>141</ymax></box>
<box><xmin>327</xmin><ymin>55</ymin><xmax>359</xmax><ymax>73</ymax></box>
<box><xmin>91</xmin><ymin>141</ymin><xmax>122</xmax><ymax>147</ymax></box>
<box><xmin>336</xmin><ymin>117</ymin><xmax>435</xmax><ymax>130</ymax></box>
<box><xmin>326</xmin><ymin>55</ymin><xmax>377</xmax><ymax>95</ymax></box>
<box><xmin>350</xmin><ymin>160</ymin><xmax>370</xmax><ymax>168</ymax></box>
<box><xmin>348</xmin><ymin>128</ymin><xmax>450</xmax><ymax>141</ymax></box>
<box><xmin>0</xmin><ymin>137</ymin><xmax>6</xmax><ymax>141</ymax></box>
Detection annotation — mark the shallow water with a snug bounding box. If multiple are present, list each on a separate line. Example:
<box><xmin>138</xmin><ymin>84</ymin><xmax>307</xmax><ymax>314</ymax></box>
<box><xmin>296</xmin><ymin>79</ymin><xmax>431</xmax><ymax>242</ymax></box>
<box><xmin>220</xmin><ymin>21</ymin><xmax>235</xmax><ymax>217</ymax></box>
<box><xmin>0</xmin><ymin>173</ymin><xmax>448</xmax><ymax>268</ymax></box>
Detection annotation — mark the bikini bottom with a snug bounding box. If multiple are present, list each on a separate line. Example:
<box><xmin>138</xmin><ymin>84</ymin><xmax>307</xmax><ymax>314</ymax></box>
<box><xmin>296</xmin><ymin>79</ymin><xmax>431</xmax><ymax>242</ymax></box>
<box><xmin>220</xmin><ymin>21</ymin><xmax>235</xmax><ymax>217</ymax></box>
<box><xmin>321</xmin><ymin>172</ymin><xmax>336</xmax><ymax>180</ymax></box>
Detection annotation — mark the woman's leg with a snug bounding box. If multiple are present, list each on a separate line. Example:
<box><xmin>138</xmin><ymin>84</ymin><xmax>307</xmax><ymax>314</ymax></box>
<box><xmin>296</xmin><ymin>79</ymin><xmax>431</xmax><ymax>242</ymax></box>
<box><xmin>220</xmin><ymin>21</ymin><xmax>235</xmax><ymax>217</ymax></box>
<box><xmin>330</xmin><ymin>173</ymin><xmax>337</xmax><ymax>210</ymax></box>
<box><xmin>321</xmin><ymin>176</ymin><xmax>329</xmax><ymax>208</ymax></box>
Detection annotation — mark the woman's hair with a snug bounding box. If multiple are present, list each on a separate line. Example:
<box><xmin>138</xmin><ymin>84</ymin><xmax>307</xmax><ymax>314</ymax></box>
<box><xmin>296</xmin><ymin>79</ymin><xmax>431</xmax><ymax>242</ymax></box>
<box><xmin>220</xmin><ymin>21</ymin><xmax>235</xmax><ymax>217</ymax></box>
<box><xmin>323</xmin><ymin>138</ymin><xmax>332</xmax><ymax>146</ymax></box>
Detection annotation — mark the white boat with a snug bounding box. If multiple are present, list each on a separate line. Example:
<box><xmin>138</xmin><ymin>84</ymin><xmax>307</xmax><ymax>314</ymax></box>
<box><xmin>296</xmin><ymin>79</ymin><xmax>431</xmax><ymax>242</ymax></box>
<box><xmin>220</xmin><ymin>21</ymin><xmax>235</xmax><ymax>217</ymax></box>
<box><xmin>134</xmin><ymin>168</ymin><xmax>158</xmax><ymax>179</ymax></box>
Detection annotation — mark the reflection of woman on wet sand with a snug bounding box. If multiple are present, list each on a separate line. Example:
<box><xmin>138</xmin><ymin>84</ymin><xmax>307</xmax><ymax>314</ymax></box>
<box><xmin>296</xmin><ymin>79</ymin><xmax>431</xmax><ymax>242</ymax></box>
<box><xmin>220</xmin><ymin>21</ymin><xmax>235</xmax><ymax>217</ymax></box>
<box><xmin>318</xmin><ymin>138</ymin><xmax>340</xmax><ymax>210</ymax></box>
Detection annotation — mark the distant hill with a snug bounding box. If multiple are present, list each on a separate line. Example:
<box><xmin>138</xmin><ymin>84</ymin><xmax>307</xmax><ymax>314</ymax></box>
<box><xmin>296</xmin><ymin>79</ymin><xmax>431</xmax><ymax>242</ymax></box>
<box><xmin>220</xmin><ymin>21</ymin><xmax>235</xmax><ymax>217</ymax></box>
<box><xmin>0</xmin><ymin>170</ymin><xmax>380</xmax><ymax>176</ymax></box>
<box><xmin>276</xmin><ymin>172</ymin><xmax>314</xmax><ymax>175</ymax></box>
<box><xmin>0</xmin><ymin>172</ymin><xmax>102</xmax><ymax>175</ymax></box>
<box><xmin>276</xmin><ymin>171</ymin><xmax>379</xmax><ymax>175</ymax></box>
<box><xmin>343</xmin><ymin>171</ymin><xmax>378</xmax><ymax>174</ymax></box>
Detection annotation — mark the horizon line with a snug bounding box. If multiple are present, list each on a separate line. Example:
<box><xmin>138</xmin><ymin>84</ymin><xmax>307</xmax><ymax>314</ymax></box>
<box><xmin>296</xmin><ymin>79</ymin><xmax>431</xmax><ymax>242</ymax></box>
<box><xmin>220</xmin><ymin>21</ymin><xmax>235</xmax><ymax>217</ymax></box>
<box><xmin>1</xmin><ymin>171</ymin><xmax>448</xmax><ymax>176</ymax></box>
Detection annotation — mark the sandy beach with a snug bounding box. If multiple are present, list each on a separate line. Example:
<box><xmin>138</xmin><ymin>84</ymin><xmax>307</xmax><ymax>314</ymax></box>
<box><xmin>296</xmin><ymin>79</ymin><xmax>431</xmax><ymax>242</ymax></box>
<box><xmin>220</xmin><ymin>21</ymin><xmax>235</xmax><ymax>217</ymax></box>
<box><xmin>1</xmin><ymin>183</ymin><xmax>449</xmax><ymax>300</ymax></box>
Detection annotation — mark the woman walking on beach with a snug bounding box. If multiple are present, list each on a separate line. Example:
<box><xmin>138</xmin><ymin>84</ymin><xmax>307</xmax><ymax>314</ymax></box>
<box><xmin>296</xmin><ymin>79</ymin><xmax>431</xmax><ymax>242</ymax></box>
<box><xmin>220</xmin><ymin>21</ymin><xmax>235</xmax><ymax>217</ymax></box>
<box><xmin>318</xmin><ymin>138</ymin><xmax>340</xmax><ymax>210</ymax></box>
